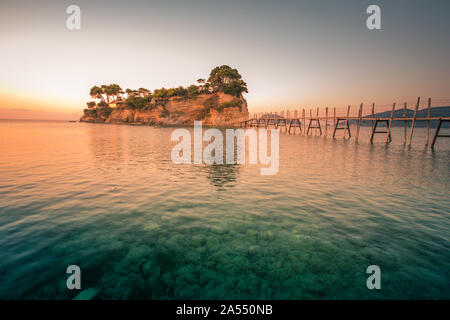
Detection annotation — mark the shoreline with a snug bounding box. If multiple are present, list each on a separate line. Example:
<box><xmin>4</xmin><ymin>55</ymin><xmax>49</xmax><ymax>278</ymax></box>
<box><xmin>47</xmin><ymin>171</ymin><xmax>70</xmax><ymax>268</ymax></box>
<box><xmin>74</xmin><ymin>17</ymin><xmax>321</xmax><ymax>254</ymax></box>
<box><xmin>78</xmin><ymin>119</ymin><xmax>242</xmax><ymax>129</ymax></box>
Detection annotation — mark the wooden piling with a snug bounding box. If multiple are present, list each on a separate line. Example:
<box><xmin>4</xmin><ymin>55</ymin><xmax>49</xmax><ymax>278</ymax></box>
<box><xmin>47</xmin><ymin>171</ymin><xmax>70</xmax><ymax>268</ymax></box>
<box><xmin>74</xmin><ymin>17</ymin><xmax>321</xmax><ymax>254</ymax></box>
<box><xmin>386</xmin><ymin>103</ymin><xmax>395</xmax><ymax>143</ymax></box>
<box><xmin>408</xmin><ymin>97</ymin><xmax>420</xmax><ymax>146</ymax></box>
<box><xmin>426</xmin><ymin>98</ymin><xmax>431</xmax><ymax>145</ymax></box>
<box><xmin>289</xmin><ymin>110</ymin><xmax>296</xmax><ymax>134</ymax></box>
<box><xmin>284</xmin><ymin>110</ymin><xmax>288</xmax><ymax>132</ymax></box>
<box><xmin>318</xmin><ymin>107</ymin><xmax>322</xmax><ymax>135</ymax></box>
<box><xmin>356</xmin><ymin>103</ymin><xmax>363</xmax><ymax>141</ymax></box>
<box><xmin>333</xmin><ymin>108</ymin><xmax>336</xmax><ymax>126</ymax></box>
<box><xmin>371</xmin><ymin>103</ymin><xmax>375</xmax><ymax>130</ymax></box>
<box><xmin>431</xmin><ymin>120</ymin><xmax>442</xmax><ymax>149</ymax></box>
<box><xmin>308</xmin><ymin>109</ymin><xmax>312</xmax><ymax>135</ymax></box>
<box><xmin>288</xmin><ymin>111</ymin><xmax>291</xmax><ymax>134</ymax></box>
<box><xmin>344</xmin><ymin>105</ymin><xmax>350</xmax><ymax>138</ymax></box>
<box><xmin>317</xmin><ymin>107</ymin><xmax>320</xmax><ymax>136</ymax></box>
<box><xmin>302</xmin><ymin>109</ymin><xmax>305</xmax><ymax>134</ymax></box>
<box><xmin>403</xmin><ymin>103</ymin><xmax>407</xmax><ymax>144</ymax></box>
<box><xmin>370</xmin><ymin>120</ymin><xmax>378</xmax><ymax>143</ymax></box>
<box><xmin>431</xmin><ymin>119</ymin><xmax>450</xmax><ymax>149</ymax></box>
<box><xmin>332</xmin><ymin>118</ymin><xmax>337</xmax><ymax>138</ymax></box>
<box><xmin>325</xmin><ymin>107</ymin><xmax>328</xmax><ymax>137</ymax></box>
<box><xmin>289</xmin><ymin>119</ymin><xmax>294</xmax><ymax>134</ymax></box>
<box><xmin>307</xmin><ymin>109</ymin><xmax>311</xmax><ymax>135</ymax></box>
<box><xmin>332</xmin><ymin>108</ymin><xmax>338</xmax><ymax>138</ymax></box>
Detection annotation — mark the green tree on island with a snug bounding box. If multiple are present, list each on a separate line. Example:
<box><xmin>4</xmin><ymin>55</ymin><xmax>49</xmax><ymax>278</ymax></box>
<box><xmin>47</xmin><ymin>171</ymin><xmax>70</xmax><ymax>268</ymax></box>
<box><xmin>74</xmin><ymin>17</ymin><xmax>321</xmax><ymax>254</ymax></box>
<box><xmin>207</xmin><ymin>65</ymin><xmax>248</xmax><ymax>97</ymax></box>
<box><xmin>87</xmin><ymin>65</ymin><xmax>247</xmax><ymax>110</ymax></box>
<box><xmin>86</xmin><ymin>101</ymin><xmax>96</xmax><ymax>109</ymax></box>
<box><xmin>101</xmin><ymin>84</ymin><xmax>123</xmax><ymax>103</ymax></box>
<box><xmin>126</xmin><ymin>88</ymin><xmax>138</xmax><ymax>98</ymax></box>
<box><xmin>137</xmin><ymin>88</ymin><xmax>151</xmax><ymax>98</ymax></box>
<box><xmin>90</xmin><ymin>84</ymin><xmax>124</xmax><ymax>106</ymax></box>
<box><xmin>89</xmin><ymin>86</ymin><xmax>105</xmax><ymax>102</ymax></box>
<box><xmin>124</xmin><ymin>88</ymin><xmax>152</xmax><ymax>109</ymax></box>
<box><xmin>125</xmin><ymin>95</ymin><xmax>150</xmax><ymax>109</ymax></box>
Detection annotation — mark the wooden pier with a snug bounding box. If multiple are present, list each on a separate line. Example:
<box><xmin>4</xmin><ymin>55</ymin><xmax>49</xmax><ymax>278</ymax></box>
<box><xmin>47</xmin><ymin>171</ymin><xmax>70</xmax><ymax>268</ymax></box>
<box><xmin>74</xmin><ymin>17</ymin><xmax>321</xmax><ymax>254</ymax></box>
<box><xmin>239</xmin><ymin>97</ymin><xmax>450</xmax><ymax>149</ymax></box>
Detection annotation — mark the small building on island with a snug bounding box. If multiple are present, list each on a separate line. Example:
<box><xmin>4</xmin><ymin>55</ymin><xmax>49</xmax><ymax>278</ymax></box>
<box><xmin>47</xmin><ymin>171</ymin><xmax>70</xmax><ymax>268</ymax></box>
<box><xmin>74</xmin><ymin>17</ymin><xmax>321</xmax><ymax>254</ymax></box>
<box><xmin>109</xmin><ymin>100</ymin><xmax>126</xmax><ymax>109</ymax></box>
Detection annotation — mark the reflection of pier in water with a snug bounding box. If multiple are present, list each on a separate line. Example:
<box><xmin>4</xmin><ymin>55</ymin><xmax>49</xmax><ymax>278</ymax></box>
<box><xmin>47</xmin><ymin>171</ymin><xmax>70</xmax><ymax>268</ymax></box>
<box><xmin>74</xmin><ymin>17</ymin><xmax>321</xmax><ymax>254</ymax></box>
<box><xmin>240</xmin><ymin>97</ymin><xmax>450</xmax><ymax>149</ymax></box>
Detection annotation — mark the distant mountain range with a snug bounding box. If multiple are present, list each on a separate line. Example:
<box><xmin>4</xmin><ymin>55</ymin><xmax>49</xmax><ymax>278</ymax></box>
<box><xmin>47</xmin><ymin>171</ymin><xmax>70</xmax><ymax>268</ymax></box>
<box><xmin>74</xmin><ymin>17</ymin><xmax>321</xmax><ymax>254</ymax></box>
<box><xmin>360</xmin><ymin>106</ymin><xmax>450</xmax><ymax>127</ymax></box>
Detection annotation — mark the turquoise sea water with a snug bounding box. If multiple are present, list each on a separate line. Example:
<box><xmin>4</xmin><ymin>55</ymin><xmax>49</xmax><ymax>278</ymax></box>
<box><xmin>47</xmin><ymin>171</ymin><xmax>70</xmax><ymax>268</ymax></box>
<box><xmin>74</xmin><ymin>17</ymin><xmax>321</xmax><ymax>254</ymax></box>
<box><xmin>0</xmin><ymin>120</ymin><xmax>449</xmax><ymax>299</ymax></box>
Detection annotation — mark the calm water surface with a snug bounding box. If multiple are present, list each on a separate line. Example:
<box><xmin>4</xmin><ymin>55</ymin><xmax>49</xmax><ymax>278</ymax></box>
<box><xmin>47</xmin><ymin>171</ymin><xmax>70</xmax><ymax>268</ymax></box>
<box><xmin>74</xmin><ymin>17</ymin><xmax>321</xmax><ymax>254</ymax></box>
<box><xmin>0</xmin><ymin>120</ymin><xmax>449</xmax><ymax>299</ymax></box>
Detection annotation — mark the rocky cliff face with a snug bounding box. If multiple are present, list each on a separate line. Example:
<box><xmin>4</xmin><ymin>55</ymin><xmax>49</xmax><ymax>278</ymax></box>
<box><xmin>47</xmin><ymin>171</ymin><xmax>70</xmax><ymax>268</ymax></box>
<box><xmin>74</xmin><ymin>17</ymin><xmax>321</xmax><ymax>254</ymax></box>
<box><xmin>80</xmin><ymin>92</ymin><xmax>248</xmax><ymax>127</ymax></box>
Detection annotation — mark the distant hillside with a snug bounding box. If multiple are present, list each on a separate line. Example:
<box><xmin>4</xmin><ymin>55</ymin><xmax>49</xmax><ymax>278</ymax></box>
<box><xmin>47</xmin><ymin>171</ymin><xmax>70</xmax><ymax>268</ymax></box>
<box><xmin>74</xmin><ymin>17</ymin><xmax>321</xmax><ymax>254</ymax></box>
<box><xmin>360</xmin><ymin>106</ymin><xmax>450</xmax><ymax>127</ymax></box>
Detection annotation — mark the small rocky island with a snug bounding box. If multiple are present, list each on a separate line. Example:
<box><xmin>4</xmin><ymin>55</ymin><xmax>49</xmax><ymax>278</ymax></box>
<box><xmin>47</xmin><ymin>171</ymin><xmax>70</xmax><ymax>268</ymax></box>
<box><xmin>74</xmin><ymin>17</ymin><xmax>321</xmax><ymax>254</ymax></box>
<box><xmin>80</xmin><ymin>65</ymin><xmax>249</xmax><ymax>127</ymax></box>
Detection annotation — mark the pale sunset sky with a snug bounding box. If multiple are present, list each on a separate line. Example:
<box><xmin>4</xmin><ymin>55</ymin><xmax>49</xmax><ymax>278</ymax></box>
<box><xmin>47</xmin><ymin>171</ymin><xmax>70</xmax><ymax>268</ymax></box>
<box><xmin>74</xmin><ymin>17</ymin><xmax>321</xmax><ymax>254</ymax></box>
<box><xmin>0</xmin><ymin>0</ymin><xmax>449</xmax><ymax>120</ymax></box>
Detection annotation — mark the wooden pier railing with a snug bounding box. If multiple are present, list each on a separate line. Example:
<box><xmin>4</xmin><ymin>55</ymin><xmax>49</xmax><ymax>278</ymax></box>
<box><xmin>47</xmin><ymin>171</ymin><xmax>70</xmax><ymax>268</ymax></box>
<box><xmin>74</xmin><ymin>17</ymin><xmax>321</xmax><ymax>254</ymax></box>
<box><xmin>238</xmin><ymin>97</ymin><xmax>450</xmax><ymax>149</ymax></box>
